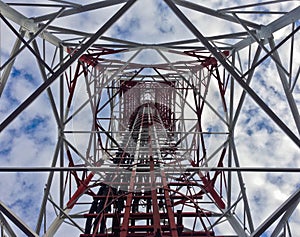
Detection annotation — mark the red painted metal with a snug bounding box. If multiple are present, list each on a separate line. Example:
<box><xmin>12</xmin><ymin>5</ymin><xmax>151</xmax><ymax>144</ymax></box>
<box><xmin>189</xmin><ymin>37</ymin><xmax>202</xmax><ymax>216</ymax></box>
<box><xmin>63</xmin><ymin>50</ymin><xmax>230</xmax><ymax>237</ymax></box>
<box><xmin>67</xmin><ymin>172</ymin><xmax>94</xmax><ymax>209</ymax></box>
<box><xmin>184</xmin><ymin>50</ymin><xmax>230</xmax><ymax>67</ymax></box>
<box><xmin>67</xmin><ymin>47</ymin><xmax>125</xmax><ymax>67</ymax></box>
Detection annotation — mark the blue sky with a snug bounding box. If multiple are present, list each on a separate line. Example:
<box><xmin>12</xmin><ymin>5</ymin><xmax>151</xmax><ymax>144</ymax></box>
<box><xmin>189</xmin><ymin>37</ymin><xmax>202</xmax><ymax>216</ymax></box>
<box><xmin>0</xmin><ymin>0</ymin><xmax>300</xmax><ymax>236</ymax></box>
<box><xmin>0</xmin><ymin>64</ymin><xmax>56</xmax><ymax>234</ymax></box>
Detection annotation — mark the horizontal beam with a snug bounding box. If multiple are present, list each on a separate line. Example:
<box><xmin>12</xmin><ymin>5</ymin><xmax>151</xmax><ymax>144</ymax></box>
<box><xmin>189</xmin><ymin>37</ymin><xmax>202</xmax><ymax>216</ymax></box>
<box><xmin>164</xmin><ymin>0</ymin><xmax>300</xmax><ymax>148</ymax></box>
<box><xmin>234</xmin><ymin>5</ymin><xmax>300</xmax><ymax>50</ymax></box>
<box><xmin>0</xmin><ymin>1</ymin><xmax>61</xmax><ymax>47</ymax></box>
<box><xmin>174</xmin><ymin>0</ymin><xmax>260</xmax><ymax>29</ymax></box>
<box><xmin>0</xmin><ymin>0</ymin><xmax>137</xmax><ymax>132</ymax></box>
<box><xmin>1</xmin><ymin>167</ymin><xmax>300</xmax><ymax>172</ymax></box>
<box><xmin>33</xmin><ymin>0</ymin><xmax>128</xmax><ymax>22</ymax></box>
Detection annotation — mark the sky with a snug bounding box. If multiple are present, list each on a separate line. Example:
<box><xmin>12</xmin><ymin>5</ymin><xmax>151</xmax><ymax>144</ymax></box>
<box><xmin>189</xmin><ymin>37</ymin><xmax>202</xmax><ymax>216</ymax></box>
<box><xmin>0</xmin><ymin>0</ymin><xmax>300</xmax><ymax>236</ymax></box>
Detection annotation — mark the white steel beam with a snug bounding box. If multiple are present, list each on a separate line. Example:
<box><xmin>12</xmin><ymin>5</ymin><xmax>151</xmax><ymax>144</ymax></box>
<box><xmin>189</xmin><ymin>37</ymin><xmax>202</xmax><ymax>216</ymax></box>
<box><xmin>0</xmin><ymin>201</ymin><xmax>39</xmax><ymax>237</ymax></box>
<box><xmin>0</xmin><ymin>0</ymin><xmax>137</xmax><ymax>132</ymax></box>
<box><xmin>173</xmin><ymin>0</ymin><xmax>260</xmax><ymax>29</ymax></box>
<box><xmin>33</xmin><ymin>0</ymin><xmax>129</xmax><ymax>22</ymax></box>
<box><xmin>268</xmin><ymin>38</ymin><xmax>300</xmax><ymax>135</ymax></box>
<box><xmin>270</xmin><ymin>199</ymin><xmax>300</xmax><ymax>237</ymax></box>
<box><xmin>42</xmin><ymin>209</ymin><xmax>71</xmax><ymax>237</ymax></box>
<box><xmin>0</xmin><ymin>212</ymin><xmax>17</xmax><ymax>237</ymax></box>
<box><xmin>0</xmin><ymin>30</ymin><xmax>24</xmax><ymax>97</ymax></box>
<box><xmin>234</xmin><ymin>5</ymin><xmax>300</xmax><ymax>50</ymax></box>
<box><xmin>164</xmin><ymin>0</ymin><xmax>300</xmax><ymax>148</ymax></box>
<box><xmin>0</xmin><ymin>1</ymin><xmax>62</xmax><ymax>47</ymax></box>
<box><xmin>251</xmin><ymin>189</ymin><xmax>300</xmax><ymax>237</ymax></box>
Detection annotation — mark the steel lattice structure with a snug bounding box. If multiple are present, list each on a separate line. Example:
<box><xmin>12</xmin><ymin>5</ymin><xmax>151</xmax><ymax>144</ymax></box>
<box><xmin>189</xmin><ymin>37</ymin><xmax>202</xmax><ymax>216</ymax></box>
<box><xmin>0</xmin><ymin>0</ymin><xmax>300</xmax><ymax>236</ymax></box>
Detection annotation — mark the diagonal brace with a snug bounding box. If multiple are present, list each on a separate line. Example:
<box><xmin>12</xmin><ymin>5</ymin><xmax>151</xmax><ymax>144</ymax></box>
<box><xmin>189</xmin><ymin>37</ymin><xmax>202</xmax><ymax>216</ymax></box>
<box><xmin>164</xmin><ymin>0</ymin><xmax>300</xmax><ymax>148</ymax></box>
<box><xmin>0</xmin><ymin>0</ymin><xmax>137</xmax><ymax>133</ymax></box>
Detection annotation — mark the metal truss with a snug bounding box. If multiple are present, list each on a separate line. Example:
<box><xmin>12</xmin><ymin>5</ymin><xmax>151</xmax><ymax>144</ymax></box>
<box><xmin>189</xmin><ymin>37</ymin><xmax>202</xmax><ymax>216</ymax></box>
<box><xmin>0</xmin><ymin>0</ymin><xmax>300</xmax><ymax>236</ymax></box>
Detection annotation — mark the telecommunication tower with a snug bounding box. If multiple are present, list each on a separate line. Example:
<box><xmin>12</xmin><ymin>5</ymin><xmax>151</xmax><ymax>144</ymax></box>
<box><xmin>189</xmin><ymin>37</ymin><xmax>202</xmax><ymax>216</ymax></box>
<box><xmin>0</xmin><ymin>1</ymin><xmax>300</xmax><ymax>237</ymax></box>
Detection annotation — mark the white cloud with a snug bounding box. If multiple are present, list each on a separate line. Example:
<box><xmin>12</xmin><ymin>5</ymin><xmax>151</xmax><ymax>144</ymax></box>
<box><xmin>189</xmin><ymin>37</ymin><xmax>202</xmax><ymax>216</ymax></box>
<box><xmin>0</xmin><ymin>0</ymin><xmax>300</xmax><ymax>236</ymax></box>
